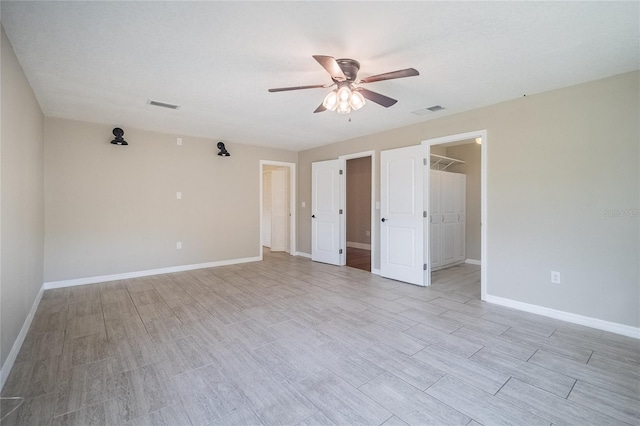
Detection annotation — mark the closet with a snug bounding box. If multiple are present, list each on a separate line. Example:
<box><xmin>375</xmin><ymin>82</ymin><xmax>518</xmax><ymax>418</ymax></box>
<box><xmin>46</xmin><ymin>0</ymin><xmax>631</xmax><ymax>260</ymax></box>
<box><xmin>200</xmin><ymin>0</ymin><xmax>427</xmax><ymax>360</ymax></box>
<box><xmin>430</xmin><ymin>155</ymin><xmax>466</xmax><ymax>270</ymax></box>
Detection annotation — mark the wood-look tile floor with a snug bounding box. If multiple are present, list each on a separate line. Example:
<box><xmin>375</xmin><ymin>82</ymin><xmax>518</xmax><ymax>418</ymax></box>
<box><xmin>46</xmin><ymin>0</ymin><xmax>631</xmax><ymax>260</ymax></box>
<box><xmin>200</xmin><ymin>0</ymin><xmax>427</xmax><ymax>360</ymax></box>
<box><xmin>2</xmin><ymin>253</ymin><xmax>639</xmax><ymax>425</ymax></box>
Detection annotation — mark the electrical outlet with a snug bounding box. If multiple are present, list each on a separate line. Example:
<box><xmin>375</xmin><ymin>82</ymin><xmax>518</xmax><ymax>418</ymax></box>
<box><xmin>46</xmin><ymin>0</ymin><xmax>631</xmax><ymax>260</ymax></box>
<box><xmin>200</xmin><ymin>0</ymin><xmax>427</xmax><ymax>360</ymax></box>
<box><xmin>176</xmin><ymin>192</ymin><xmax>182</xmax><ymax>200</ymax></box>
<box><xmin>176</xmin><ymin>242</ymin><xmax>182</xmax><ymax>250</ymax></box>
<box><xmin>177</xmin><ymin>137</ymin><xmax>182</xmax><ymax>146</ymax></box>
<box><xmin>551</xmin><ymin>271</ymin><xmax>561</xmax><ymax>284</ymax></box>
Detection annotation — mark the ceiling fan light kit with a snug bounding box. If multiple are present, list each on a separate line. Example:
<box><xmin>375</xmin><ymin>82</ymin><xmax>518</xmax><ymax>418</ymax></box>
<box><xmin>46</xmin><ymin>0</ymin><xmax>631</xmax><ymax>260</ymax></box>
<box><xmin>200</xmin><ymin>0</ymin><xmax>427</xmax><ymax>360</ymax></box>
<box><xmin>323</xmin><ymin>84</ymin><xmax>366</xmax><ymax>114</ymax></box>
<box><xmin>269</xmin><ymin>55</ymin><xmax>419</xmax><ymax>114</ymax></box>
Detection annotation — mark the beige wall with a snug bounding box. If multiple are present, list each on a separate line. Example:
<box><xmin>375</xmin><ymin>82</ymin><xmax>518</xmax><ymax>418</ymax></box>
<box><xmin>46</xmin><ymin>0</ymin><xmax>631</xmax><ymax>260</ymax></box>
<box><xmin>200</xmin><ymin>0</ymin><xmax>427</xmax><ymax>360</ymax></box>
<box><xmin>446</xmin><ymin>142</ymin><xmax>481</xmax><ymax>261</ymax></box>
<box><xmin>44</xmin><ymin>118</ymin><xmax>296</xmax><ymax>282</ymax></box>
<box><xmin>346</xmin><ymin>157</ymin><xmax>372</xmax><ymax>246</ymax></box>
<box><xmin>298</xmin><ymin>71</ymin><xmax>639</xmax><ymax>328</ymax></box>
<box><xmin>1</xmin><ymin>26</ymin><xmax>45</xmax><ymax>367</ymax></box>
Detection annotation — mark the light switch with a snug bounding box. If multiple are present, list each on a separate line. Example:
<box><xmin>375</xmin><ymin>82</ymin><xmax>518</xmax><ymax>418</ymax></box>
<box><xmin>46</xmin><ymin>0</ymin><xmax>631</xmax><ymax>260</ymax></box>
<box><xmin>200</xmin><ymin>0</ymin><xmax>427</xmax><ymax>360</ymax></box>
<box><xmin>301</xmin><ymin>201</ymin><xmax>306</xmax><ymax>208</ymax></box>
<box><xmin>176</xmin><ymin>192</ymin><xmax>182</xmax><ymax>200</ymax></box>
<box><xmin>177</xmin><ymin>138</ymin><xmax>182</xmax><ymax>146</ymax></box>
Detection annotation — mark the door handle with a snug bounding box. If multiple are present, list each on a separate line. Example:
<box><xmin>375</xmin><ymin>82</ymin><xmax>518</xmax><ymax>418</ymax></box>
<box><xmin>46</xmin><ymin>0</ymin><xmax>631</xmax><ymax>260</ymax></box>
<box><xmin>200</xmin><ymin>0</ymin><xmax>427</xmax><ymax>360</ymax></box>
<box><xmin>381</xmin><ymin>218</ymin><xmax>387</xmax><ymax>222</ymax></box>
<box><xmin>311</xmin><ymin>215</ymin><xmax>315</xmax><ymax>218</ymax></box>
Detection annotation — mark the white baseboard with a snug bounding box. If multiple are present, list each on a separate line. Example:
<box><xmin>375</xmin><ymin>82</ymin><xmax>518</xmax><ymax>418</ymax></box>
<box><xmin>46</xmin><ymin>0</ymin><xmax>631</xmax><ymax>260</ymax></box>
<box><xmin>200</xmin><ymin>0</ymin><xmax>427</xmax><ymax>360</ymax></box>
<box><xmin>346</xmin><ymin>242</ymin><xmax>371</xmax><ymax>250</ymax></box>
<box><xmin>43</xmin><ymin>256</ymin><xmax>262</xmax><ymax>289</ymax></box>
<box><xmin>294</xmin><ymin>252</ymin><xmax>311</xmax><ymax>259</ymax></box>
<box><xmin>485</xmin><ymin>294</ymin><xmax>640</xmax><ymax>339</ymax></box>
<box><xmin>1</xmin><ymin>284</ymin><xmax>45</xmax><ymax>391</ymax></box>
<box><xmin>465</xmin><ymin>259</ymin><xmax>481</xmax><ymax>265</ymax></box>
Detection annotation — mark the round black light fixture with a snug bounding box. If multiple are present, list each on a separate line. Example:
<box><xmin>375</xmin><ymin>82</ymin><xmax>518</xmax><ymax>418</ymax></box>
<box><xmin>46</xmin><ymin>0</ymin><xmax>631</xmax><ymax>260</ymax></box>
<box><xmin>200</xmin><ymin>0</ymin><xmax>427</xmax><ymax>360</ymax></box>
<box><xmin>217</xmin><ymin>142</ymin><xmax>230</xmax><ymax>157</ymax></box>
<box><xmin>111</xmin><ymin>128</ymin><xmax>128</xmax><ymax>145</ymax></box>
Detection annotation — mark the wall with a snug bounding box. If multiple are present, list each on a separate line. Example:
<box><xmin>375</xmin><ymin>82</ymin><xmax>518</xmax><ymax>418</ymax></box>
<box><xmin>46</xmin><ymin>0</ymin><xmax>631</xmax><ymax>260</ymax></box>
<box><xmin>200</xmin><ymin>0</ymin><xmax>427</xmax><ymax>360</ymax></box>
<box><xmin>298</xmin><ymin>71</ymin><xmax>639</xmax><ymax>328</ymax></box>
<box><xmin>346</xmin><ymin>157</ymin><xmax>371</xmax><ymax>246</ymax></box>
<box><xmin>0</xmin><ymin>26</ymin><xmax>45</xmax><ymax>368</ymax></box>
<box><xmin>44</xmin><ymin>118</ymin><xmax>297</xmax><ymax>283</ymax></box>
<box><xmin>446</xmin><ymin>142</ymin><xmax>481</xmax><ymax>261</ymax></box>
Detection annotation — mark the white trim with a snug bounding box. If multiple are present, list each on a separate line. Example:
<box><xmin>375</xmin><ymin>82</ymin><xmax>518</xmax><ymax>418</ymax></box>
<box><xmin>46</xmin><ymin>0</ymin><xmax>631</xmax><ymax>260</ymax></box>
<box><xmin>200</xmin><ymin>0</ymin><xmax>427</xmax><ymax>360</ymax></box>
<box><xmin>346</xmin><ymin>242</ymin><xmax>371</xmax><ymax>250</ymax></box>
<box><xmin>422</xmin><ymin>129</ymin><xmax>487</xmax><ymax>300</ymax></box>
<box><xmin>371</xmin><ymin>268</ymin><xmax>381</xmax><ymax>275</ymax></box>
<box><xmin>43</xmin><ymin>256</ymin><xmax>261</xmax><ymax>289</ymax></box>
<box><xmin>295</xmin><ymin>251</ymin><xmax>311</xmax><ymax>259</ymax></box>
<box><xmin>338</xmin><ymin>151</ymin><xmax>376</xmax><ymax>269</ymax></box>
<box><xmin>486</xmin><ymin>295</ymin><xmax>640</xmax><ymax>339</ymax></box>
<box><xmin>465</xmin><ymin>259</ymin><xmax>481</xmax><ymax>265</ymax></box>
<box><xmin>260</xmin><ymin>160</ymin><xmax>297</xmax><ymax>257</ymax></box>
<box><xmin>1</xmin><ymin>284</ymin><xmax>45</xmax><ymax>390</ymax></box>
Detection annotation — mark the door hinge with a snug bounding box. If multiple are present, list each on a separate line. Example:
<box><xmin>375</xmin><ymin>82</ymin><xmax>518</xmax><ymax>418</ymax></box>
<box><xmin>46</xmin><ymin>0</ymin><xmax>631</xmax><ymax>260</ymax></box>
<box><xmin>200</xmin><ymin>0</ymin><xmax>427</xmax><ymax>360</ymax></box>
<box><xmin>423</xmin><ymin>264</ymin><xmax>427</xmax><ymax>271</ymax></box>
<box><xmin>339</xmin><ymin>209</ymin><xmax>343</xmax><ymax>214</ymax></box>
<box><xmin>423</xmin><ymin>211</ymin><xmax>427</xmax><ymax>218</ymax></box>
<box><xmin>339</xmin><ymin>249</ymin><xmax>343</xmax><ymax>254</ymax></box>
<box><xmin>423</xmin><ymin>158</ymin><xmax>427</xmax><ymax>166</ymax></box>
<box><xmin>339</xmin><ymin>169</ymin><xmax>343</xmax><ymax>175</ymax></box>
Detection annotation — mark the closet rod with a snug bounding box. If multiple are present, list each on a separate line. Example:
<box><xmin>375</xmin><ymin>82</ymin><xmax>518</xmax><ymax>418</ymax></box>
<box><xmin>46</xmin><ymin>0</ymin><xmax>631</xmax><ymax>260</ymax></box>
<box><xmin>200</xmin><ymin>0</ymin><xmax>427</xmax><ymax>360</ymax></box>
<box><xmin>430</xmin><ymin>153</ymin><xmax>464</xmax><ymax>171</ymax></box>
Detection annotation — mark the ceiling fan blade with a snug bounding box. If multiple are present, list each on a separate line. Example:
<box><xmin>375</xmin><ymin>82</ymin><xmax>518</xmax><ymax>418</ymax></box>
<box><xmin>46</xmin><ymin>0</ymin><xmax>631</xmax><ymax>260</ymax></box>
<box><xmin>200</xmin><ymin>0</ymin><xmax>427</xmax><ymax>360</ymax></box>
<box><xmin>268</xmin><ymin>84</ymin><xmax>327</xmax><ymax>93</ymax></box>
<box><xmin>313</xmin><ymin>55</ymin><xmax>347</xmax><ymax>81</ymax></box>
<box><xmin>313</xmin><ymin>104</ymin><xmax>327</xmax><ymax>113</ymax></box>
<box><xmin>355</xmin><ymin>88</ymin><xmax>398</xmax><ymax>108</ymax></box>
<box><xmin>358</xmin><ymin>68</ymin><xmax>419</xmax><ymax>84</ymax></box>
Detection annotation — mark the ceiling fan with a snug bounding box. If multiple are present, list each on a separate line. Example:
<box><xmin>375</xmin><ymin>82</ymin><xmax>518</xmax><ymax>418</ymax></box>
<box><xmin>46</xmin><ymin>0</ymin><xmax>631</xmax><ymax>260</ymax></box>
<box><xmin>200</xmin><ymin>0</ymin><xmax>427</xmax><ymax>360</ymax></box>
<box><xmin>268</xmin><ymin>55</ymin><xmax>419</xmax><ymax>114</ymax></box>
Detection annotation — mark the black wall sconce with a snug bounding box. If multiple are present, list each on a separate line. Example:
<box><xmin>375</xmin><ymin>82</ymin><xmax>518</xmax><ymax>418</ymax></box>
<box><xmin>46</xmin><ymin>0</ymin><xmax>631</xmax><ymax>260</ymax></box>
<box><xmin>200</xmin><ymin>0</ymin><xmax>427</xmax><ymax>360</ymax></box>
<box><xmin>110</xmin><ymin>128</ymin><xmax>128</xmax><ymax>145</ymax></box>
<box><xmin>217</xmin><ymin>142</ymin><xmax>230</xmax><ymax>157</ymax></box>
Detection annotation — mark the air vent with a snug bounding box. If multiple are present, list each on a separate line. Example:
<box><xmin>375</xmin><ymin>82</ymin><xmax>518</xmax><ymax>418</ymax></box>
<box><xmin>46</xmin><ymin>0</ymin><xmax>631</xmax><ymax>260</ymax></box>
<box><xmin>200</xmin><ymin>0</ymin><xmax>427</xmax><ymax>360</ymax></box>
<box><xmin>148</xmin><ymin>100</ymin><xmax>181</xmax><ymax>110</ymax></box>
<box><xmin>412</xmin><ymin>105</ymin><xmax>446</xmax><ymax>116</ymax></box>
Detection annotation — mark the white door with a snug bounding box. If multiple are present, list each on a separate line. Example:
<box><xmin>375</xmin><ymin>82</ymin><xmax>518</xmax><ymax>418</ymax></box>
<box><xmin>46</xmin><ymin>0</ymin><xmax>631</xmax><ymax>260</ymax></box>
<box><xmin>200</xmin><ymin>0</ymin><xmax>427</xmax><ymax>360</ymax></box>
<box><xmin>270</xmin><ymin>169</ymin><xmax>288</xmax><ymax>252</ymax></box>
<box><xmin>429</xmin><ymin>170</ymin><xmax>442</xmax><ymax>269</ymax></box>
<box><xmin>380</xmin><ymin>145</ymin><xmax>425</xmax><ymax>286</ymax></box>
<box><xmin>312</xmin><ymin>160</ymin><xmax>341</xmax><ymax>265</ymax></box>
<box><xmin>454</xmin><ymin>173</ymin><xmax>466</xmax><ymax>262</ymax></box>
<box><xmin>440</xmin><ymin>171</ymin><xmax>457</xmax><ymax>265</ymax></box>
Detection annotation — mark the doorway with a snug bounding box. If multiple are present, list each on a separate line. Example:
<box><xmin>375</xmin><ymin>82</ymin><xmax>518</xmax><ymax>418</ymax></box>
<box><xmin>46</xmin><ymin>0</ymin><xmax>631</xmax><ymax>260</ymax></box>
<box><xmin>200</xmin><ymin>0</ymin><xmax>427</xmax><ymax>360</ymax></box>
<box><xmin>260</xmin><ymin>161</ymin><xmax>296</xmax><ymax>257</ymax></box>
<box><xmin>345</xmin><ymin>157</ymin><xmax>372</xmax><ymax>271</ymax></box>
<box><xmin>428</xmin><ymin>139</ymin><xmax>482</xmax><ymax>299</ymax></box>
<box><xmin>423</xmin><ymin>130</ymin><xmax>487</xmax><ymax>300</ymax></box>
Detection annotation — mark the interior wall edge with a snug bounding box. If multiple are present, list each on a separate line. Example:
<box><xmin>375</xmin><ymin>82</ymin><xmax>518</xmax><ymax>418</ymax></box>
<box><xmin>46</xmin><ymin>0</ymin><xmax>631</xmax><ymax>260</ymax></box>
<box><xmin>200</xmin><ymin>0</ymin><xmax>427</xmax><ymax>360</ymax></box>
<box><xmin>42</xmin><ymin>255</ymin><xmax>262</xmax><ymax>290</ymax></box>
<box><xmin>0</xmin><ymin>283</ymin><xmax>45</xmax><ymax>391</ymax></box>
<box><xmin>485</xmin><ymin>294</ymin><xmax>640</xmax><ymax>339</ymax></box>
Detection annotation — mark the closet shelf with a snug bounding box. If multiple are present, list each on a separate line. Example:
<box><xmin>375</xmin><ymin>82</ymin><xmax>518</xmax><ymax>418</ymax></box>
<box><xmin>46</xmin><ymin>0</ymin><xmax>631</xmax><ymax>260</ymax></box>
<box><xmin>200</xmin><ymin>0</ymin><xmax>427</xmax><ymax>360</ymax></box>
<box><xmin>430</xmin><ymin>154</ymin><xmax>464</xmax><ymax>171</ymax></box>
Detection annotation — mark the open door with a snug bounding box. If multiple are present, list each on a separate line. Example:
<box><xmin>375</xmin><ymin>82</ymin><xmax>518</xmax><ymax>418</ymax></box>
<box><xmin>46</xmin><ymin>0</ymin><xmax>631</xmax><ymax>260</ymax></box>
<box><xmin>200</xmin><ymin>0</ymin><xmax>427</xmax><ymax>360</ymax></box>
<box><xmin>380</xmin><ymin>145</ymin><xmax>425</xmax><ymax>286</ymax></box>
<box><xmin>312</xmin><ymin>159</ymin><xmax>341</xmax><ymax>265</ymax></box>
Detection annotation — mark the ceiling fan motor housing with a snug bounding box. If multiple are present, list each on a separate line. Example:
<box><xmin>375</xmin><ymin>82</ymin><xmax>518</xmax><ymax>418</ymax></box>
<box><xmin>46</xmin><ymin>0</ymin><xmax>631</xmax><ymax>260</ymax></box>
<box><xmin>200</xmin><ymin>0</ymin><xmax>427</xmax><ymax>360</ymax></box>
<box><xmin>335</xmin><ymin>58</ymin><xmax>360</xmax><ymax>82</ymax></box>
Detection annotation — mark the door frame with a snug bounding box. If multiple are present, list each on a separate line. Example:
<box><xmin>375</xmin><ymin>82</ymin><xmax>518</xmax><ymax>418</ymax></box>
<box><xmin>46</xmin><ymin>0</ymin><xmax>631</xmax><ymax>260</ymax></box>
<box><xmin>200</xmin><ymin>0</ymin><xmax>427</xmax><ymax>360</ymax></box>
<box><xmin>422</xmin><ymin>130</ymin><xmax>487</xmax><ymax>300</ymax></box>
<box><xmin>259</xmin><ymin>160</ymin><xmax>297</xmax><ymax>258</ymax></box>
<box><xmin>339</xmin><ymin>151</ymin><xmax>376</xmax><ymax>268</ymax></box>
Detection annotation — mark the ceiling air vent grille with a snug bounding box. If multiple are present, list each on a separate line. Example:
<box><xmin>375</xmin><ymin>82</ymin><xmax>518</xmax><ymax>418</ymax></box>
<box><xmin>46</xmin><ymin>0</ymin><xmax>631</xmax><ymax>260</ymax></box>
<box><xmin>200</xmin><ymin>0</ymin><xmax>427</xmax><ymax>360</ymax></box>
<box><xmin>148</xmin><ymin>100</ymin><xmax>181</xmax><ymax>110</ymax></box>
<box><xmin>411</xmin><ymin>105</ymin><xmax>445</xmax><ymax>116</ymax></box>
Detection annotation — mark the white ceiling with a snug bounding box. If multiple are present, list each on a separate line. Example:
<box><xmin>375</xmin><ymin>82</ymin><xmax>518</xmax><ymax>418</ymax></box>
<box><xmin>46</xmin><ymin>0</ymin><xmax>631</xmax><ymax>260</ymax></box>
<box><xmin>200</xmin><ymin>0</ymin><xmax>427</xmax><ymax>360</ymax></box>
<box><xmin>2</xmin><ymin>1</ymin><xmax>638</xmax><ymax>151</ymax></box>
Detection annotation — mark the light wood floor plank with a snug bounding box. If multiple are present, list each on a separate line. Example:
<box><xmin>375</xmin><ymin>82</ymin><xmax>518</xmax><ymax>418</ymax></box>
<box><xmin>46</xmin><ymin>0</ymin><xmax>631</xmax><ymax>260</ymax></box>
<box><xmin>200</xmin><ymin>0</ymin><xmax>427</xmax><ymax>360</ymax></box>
<box><xmin>3</xmin><ymin>253</ymin><xmax>638</xmax><ymax>426</ymax></box>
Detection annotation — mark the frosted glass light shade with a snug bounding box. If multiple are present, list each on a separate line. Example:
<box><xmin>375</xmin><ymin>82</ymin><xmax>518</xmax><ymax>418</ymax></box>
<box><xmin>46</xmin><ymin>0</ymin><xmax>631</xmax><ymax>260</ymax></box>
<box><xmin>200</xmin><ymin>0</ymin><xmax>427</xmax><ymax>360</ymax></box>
<box><xmin>349</xmin><ymin>90</ymin><xmax>365</xmax><ymax>111</ymax></box>
<box><xmin>336</xmin><ymin>101</ymin><xmax>351</xmax><ymax>114</ymax></box>
<box><xmin>337</xmin><ymin>86</ymin><xmax>351</xmax><ymax>102</ymax></box>
<box><xmin>322</xmin><ymin>91</ymin><xmax>338</xmax><ymax>111</ymax></box>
